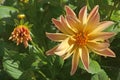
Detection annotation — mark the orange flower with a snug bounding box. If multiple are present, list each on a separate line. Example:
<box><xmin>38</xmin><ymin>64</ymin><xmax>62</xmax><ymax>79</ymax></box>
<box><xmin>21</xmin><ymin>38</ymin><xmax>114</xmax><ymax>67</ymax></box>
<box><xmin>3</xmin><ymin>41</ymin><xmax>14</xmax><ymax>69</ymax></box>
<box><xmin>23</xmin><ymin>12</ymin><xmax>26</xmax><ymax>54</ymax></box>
<box><xmin>9</xmin><ymin>25</ymin><xmax>32</xmax><ymax>48</ymax></box>
<box><xmin>46</xmin><ymin>5</ymin><xmax>116</xmax><ymax>75</ymax></box>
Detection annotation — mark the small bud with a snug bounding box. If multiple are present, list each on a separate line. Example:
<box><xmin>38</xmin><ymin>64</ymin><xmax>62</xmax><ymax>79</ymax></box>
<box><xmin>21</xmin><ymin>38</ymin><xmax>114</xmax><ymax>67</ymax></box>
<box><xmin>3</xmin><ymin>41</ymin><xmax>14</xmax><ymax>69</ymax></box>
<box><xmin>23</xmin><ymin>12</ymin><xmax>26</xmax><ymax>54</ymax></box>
<box><xmin>20</xmin><ymin>0</ymin><xmax>29</xmax><ymax>3</ymax></box>
<box><xmin>17</xmin><ymin>14</ymin><xmax>26</xmax><ymax>19</ymax></box>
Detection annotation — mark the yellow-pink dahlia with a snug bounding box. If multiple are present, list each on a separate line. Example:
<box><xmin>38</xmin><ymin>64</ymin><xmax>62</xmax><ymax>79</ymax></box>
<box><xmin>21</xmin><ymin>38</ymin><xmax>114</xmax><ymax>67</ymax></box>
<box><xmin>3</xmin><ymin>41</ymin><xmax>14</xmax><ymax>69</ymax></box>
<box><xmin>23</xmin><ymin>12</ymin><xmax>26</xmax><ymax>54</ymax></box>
<box><xmin>9</xmin><ymin>25</ymin><xmax>32</xmax><ymax>48</ymax></box>
<box><xmin>46</xmin><ymin>5</ymin><xmax>116</xmax><ymax>75</ymax></box>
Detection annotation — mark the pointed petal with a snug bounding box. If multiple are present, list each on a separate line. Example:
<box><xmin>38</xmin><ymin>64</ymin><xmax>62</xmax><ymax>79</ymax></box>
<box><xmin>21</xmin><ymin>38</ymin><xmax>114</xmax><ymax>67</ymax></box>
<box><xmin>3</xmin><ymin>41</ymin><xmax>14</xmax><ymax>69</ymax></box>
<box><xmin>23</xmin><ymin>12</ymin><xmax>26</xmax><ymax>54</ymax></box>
<box><xmin>62</xmin><ymin>51</ymin><xmax>73</xmax><ymax>60</ymax></box>
<box><xmin>87</xmin><ymin>41</ymin><xmax>109</xmax><ymax>51</ymax></box>
<box><xmin>85</xmin><ymin>6</ymin><xmax>100</xmax><ymax>33</ymax></box>
<box><xmin>89</xmin><ymin>21</ymin><xmax>114</xmax><ymax>34</ymax></box>
<box><xmin>60</xmin><ymin>16</ymin><xmax>75</xmax><ymax>34</ymax></box>
<box><xmin>88</xmin><ymin>32</ymin><xmax>115</xmax><ymax>41</ymax></box>
<box><xmin>88</xmin><ymin>12</ymin><xmax>99</xmax><ymax>25</ymax></box>
<box><xmin>66</xmin><ymin>16</ymin><xmax>82</xmax><ymax>33</ymax></box>
<box><xmin>94</xmin><ymin>48</ymin><xmax>116</xmax><ymax>57</ymax></box>
<box><xmin>87</xmin><ymin>5</ymin><xmax>99</xmax><ymax>22</ymax></box>
<box><xmin>80</xmin><ymin>46</ymin><xmax>89</xmax><ymax>70</ymax></box>
<box><xmin>70</xmin><ymin>48</ymin><xmax>79</xmax><ymax>75</ymax></box>
<box><xmin>46</xmin><ymin>45</ymin><xmax>58</xmax><ymax>55</ymax></box>
<box><xmin>55</xmin><ymin>38</ymin><xmax>73</xmax><ymax>56</ymax></box>
<box><xmin>46</xmin><ymin>32</ymin><xmax>68</xmax><ymax>42</ymax></box>
<box><xmin>62</xmin><ymin>45</ymin><xmax>75</xmax><ymax>60</ymax></box>
<box><xmin>65</xmin><ymin>6</ymin><xmax>76</xmax><ymax>17</ymax></box>
<box><xmin>79</xmin><ymin>6</ymin><xmax>87</xmax><ymax>24</ymax></box>
<box><xmin>85</xmin><ymin>13</ymin><xmax>100</xmax><ymax>33</ymax></box>
<box><xmin>52</xmin><ymin>18</ymin><xmax>68</xmax><ymax>34</ymax></box>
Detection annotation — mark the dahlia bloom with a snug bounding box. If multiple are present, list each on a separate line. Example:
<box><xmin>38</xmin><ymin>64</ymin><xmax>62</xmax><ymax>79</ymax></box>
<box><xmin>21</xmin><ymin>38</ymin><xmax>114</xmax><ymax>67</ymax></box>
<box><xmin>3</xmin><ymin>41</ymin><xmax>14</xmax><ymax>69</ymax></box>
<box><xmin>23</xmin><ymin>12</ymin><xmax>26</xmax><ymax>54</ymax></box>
<box><xmin>9</xmin><ymin>25</ymin><xmax>32</xmax><ymax>48</ymax></box>
<box><xmin>46</xmin><ymin>5</ymin><xmax>116</xmax><ymax>75</ymax></box>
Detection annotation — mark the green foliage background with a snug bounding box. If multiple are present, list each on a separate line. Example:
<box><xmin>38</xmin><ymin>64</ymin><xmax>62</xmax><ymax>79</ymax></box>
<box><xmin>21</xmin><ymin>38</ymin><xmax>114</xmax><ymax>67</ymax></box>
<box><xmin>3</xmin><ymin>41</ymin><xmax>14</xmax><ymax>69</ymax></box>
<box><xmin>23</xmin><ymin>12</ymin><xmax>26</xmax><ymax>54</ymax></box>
<box><xmin>0</xmin><ymin>0</ymin><xmax>120</xmax><ymax>80</ymax></box>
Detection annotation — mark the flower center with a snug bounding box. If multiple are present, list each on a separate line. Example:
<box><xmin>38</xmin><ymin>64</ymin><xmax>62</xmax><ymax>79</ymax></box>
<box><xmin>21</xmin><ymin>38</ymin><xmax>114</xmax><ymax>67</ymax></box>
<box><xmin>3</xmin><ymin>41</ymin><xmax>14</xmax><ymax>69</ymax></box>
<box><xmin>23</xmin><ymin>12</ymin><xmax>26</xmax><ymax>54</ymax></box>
<box><xmin>74</xmin><ymin>33</ymin><xmax>88</xmax><ymax>46</ymax></box>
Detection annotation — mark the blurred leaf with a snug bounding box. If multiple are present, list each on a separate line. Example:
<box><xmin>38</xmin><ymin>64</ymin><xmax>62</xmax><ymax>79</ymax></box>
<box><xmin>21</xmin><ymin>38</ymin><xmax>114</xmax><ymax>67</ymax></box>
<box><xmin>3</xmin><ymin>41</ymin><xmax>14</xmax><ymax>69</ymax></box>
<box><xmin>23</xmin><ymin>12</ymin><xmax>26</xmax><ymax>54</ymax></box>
<box><xmin>0</xmin><ymin>6</ymin><xmax>18</xmax><ymax>19</ymax></box>
<box><xmin>54</xmin><ymin>56</ymin><xmax>64</xmax><ymax>68</ymax></box>
<box><xmin>3</xmin><ymin>59</ymin><xmax>23</xmax><ymax>79</ymax></box>
<box><xmin>19</xmin><ymin>69</ymin><xmax>36</xmax><ymax>80</ymax></box>
<box><xmin>117</xmin><ymin>70</ymin><xmax>120</xmax><ymax>80</ymax></box>
<box><xmin>0</xmin><ymin>40</ymin><xmax>5</xmax><ymax>58</ymax></box>
<box><xmin>111</xmin><ymin>10</ymin><xmax>120</xmax><ymax>21</ymax></box>
<box><xmin>91</xmin><ymin>69</ymin><xmax>109</xmax><ymax>80</ymax></box>
<box><xmin>20</xmin><ymin>54</ymin><xmax>35</xmax><ymax>70</ymax></box>
<box><xmin>79</xmin><ymin>59</ymin><xmax>101</xmax><ymax>74</ymax></box>
<box><xmin>105</xmin><ymin>22</ymin><xmax>120</xmax><ymax>36</ymax></box>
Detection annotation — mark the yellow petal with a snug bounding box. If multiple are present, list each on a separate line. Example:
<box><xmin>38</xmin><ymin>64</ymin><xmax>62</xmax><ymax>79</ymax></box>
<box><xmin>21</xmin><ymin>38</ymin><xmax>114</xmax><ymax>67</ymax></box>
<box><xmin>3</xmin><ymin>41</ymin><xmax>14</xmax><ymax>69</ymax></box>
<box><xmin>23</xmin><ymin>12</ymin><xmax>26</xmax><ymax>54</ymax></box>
<box><xmin>62</xmin><ymin>45</ymin><xmax>75</xmax><ymax>60</ymax></box>
<box><xmin>87</xmin><ymin>41</ymin><xmax>109</xmax><ymax>51</ymax></box>
<box><xmin>85</xmin><ymin>13</ymin><xmax>100</xmax><ymax>34</ymax></box>
<box><xmin>62</xmin><ymin>51</ymin><xmax>73</xmax><ymax>60</ymax></box>
<box><xmin>46</xmin><ymin>45</ymin><xmax>58</xmax><ymax>55</ymax></box>
<box><xmin>55</xmin><ymin>38</ymin><xmax>73</xmax><ymax>56</ymax></box>
<box><xmin>85</xmin><ymin>5</ymin><xmax>99</xmax><ymax>34</ymax></box>
<box><xmin>70</xmin><ymin>48</ymin><xmax>79</xmax><ymax>75</ymax></box>
<box><xmin>94</xmin><ymin>48</ymin><xmax>116</xmax><ymax>57</ymax></box>
<box><xmin>78</xmin><ymin>6</ymin><xmax>87</xmax><ymax>24</ymax></box>
<box><xmin>87</xmin><ymin>5</ymin><xmax>99</xmax><ymax>23</ymax></box>
<box><xmin>60</xmin><ymin>16</ymin><xmax>75</xmax><ymax>35</ymax></box>
<box><xmin>52</xmin><ymin>18</ymin><xmax>68</xmax><ymax>34</ymax></box>
<box><xmin>80</xmin><ymin>46</ymin><xmax>89</xmax><ymax>70</ymax></box>
<box><xmin>89</xmin><ymin>21</ymin><xmax>114</xmax><ymax>34</ymax></box>
<box><xmin>46</xmin><ymin>32</ymin><xmax>68</xmax><ymax>42</ymax></box>
<box><xmin>65</xmin><ymin>5</ymin><xmax>76</xmax><ymax>18</ymax></box>
<box><xmin>66</xmin><ymin>15</ymin><xmax>82</xmax><ymax>33</ymax></box>
<box><xmin>88</xmin><ymin>32</ymin><xmax>115</xmax><ymax>41</ymax></box>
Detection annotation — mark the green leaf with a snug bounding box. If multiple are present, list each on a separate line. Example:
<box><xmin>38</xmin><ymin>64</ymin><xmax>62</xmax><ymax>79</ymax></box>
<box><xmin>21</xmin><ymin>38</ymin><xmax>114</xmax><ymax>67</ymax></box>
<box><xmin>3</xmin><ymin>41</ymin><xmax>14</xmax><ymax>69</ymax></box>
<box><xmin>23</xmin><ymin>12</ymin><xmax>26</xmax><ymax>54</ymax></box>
<box><xmin>91</xmin><ymin>69</ymin><xmax>109</xmax><ymax>80</ymax></box>
<box><xmin>79</xmin><ymin>59</ymin><xmax>101</xmax><ymax>74</ymax></box>
<box><xmin>19</xmin><ymin>70</ymin><xmax>36</xmax><ymax>80</ymax></box>
<box><xmin>20</xmin><ymin>54</ymin><xmax>35</xmax><ymax>70</ymax></box>
<box><xmin>117</xmin><ymin>71</ymin><xmax>120</xmax><ymax>80</ymax></box>
<box><xmin>111</xmin><ymin>10</ymin><xmax>120</xmax><ymax>21</ymax></box>
<box><xmin>0</xmin><ymin>6</ymin><xmax>18</xmax><ymax>19</ymax></box>
<box><xmin>3</xmin><ymin>59</ymin><xmax>23</xmax><ymax>79</ymax></box>
<box><xmin>53</xmin><ymin>56</ymin><xmax>64</xmax><ymax>69</ymax></box>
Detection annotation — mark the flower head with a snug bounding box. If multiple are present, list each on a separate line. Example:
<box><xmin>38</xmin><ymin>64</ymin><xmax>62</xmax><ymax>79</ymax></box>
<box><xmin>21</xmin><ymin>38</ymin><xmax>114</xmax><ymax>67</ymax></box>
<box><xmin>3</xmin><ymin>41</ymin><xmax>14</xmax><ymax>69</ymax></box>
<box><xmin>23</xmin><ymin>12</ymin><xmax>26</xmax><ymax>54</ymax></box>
<box><xmin>9</xmin><ymin>25</ymin><xmax>32</xmax><ymax>48</ymax></box>
<box><xmin>46</xmin><ymin>5</ymin><xmax>116</xmax><ymax>75</ymax></box>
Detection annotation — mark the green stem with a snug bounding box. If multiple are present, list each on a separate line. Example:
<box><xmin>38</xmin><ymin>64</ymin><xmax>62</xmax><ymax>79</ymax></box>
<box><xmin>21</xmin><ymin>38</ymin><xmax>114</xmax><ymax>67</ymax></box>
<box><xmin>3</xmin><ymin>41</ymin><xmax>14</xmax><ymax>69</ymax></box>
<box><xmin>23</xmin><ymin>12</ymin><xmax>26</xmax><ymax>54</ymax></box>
<box><xmin>38</xmin><ymin>70</ymin><xmax>49</xmax><ymax>80</ymax></box>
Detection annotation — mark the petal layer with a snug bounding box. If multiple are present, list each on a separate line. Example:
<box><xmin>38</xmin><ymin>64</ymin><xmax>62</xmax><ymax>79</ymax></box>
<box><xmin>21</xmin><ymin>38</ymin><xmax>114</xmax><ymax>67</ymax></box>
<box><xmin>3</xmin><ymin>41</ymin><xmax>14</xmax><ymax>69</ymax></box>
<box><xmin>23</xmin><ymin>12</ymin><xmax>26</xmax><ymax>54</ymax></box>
<box><xmin>87</xmin><ymin>42</ymin><xmax>109</xmax><ymax>51</ymax></box>
<box><xmin>55</xmin><ymin>38</ymin><xmax>73</xmax><ymax>56</ymax></box>
<box><xmin>70</xmin><ymin>48</ymin><xmax>79</xmax><ymax>75</ymax></box>
<box><xmin>60</xmin><ymin>16</ymin><xmax>75</xmax><ymax>34</ymax></box>
<box><xmin>79</xmin><ymin>6</ymin><xmax>87</xmax><ymax>24</ymax></box>
<box><xmin>80</xmin><ymin>46</ymin><xmax>89</xmax><ymax>70</ymax></box>
<box><xmin>62</xmin><ymin>45</ymin><xmax>75</xmax><ymax>60</ymax></box>
<box><xmin>52</xmin><ymin>18</ymin><xmax>68</xmax><ymax>34</ymax></box>
<box><xmin>87</xmin><ymin>5</ymin><xmax>99</xmax><ymax>23</ymax></box>
<box><xmin>94</xmin><ymin>48</ymin><xmax>116</xmax><ymax>57</ymax></box>
<box><xmin>65</xmin><ymin>6</ymin><xmax>76</xmax><ymax>17</ymax></box>
<box><xmin>46</xmin><ymin>32</ymin><xmax>68</xmax><ymax>42</ymax></box>
<box><xmin>46</xmin><ymin>45</ymin><xmax>58</xmax><ymax>55</ymax></box>
<box><xmin>66</xmin><ymin>16</ymin><xmax>82</xmax><ymax>33</ymax></box>
<box><xmin>88</xmin><ymin>32</ymin><xmax>115</xmax><ymax>41</ymax></box>
<box><xmin>89</xmin><ymin>21</ymin><xmax>114</xmax><ymax>34</ymax></box>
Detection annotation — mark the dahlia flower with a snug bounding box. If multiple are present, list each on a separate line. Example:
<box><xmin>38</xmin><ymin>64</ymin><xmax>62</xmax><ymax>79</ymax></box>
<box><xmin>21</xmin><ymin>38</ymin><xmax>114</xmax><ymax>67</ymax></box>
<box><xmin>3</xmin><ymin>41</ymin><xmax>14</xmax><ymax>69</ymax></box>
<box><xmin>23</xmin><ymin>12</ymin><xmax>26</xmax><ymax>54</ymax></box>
<box><xmin>46</xmin><ymin>5</ymin><xmax>116</xmax><ymax>75</ymax></box>
<box><xmin>9</xmin><ymin>25</ymin><xmax>32</xmax><ymax>48</ymax></box>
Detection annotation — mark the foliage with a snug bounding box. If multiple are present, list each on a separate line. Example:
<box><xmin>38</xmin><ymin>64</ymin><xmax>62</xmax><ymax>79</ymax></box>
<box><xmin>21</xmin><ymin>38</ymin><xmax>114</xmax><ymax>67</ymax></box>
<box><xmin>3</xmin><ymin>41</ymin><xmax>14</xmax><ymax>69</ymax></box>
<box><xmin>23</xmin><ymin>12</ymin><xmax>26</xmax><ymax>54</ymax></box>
<box><xmin>0</xmin><ymin>0</ymin><xmax>120</xmax><ymax>80</ymax></box>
